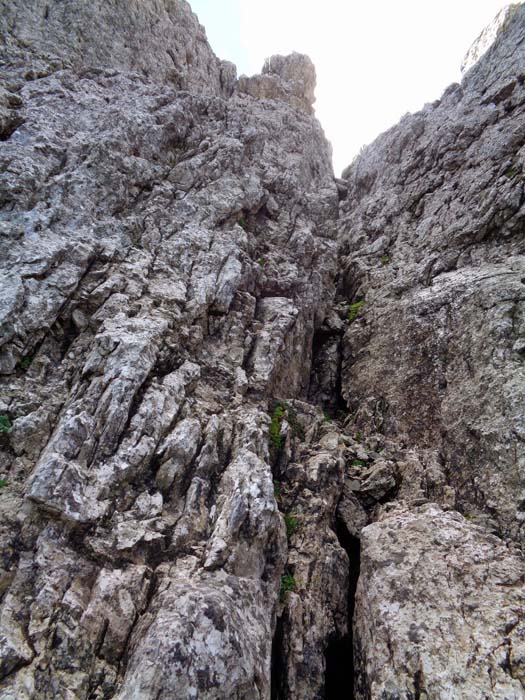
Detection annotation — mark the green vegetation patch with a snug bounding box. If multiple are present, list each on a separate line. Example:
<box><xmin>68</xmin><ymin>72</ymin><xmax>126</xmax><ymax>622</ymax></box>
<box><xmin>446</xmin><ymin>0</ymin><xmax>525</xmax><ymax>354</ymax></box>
<box><xmin>284</xmin><ymin>514</ymin><xmax>298</xmax><ymax>538</ymax></box>
<box><xmin>347</xmin><ymin>300</ymin><xmax>364</xmax><ymax>323</ymax></box>
<box><xmin>269</xmin><ymin>401</ymin><xmax>305</xmax><ymax>453</ymax></box>
<box><xmin>280</xmin><ymin>573</ymin><xmax>296</xmax><ymax>600</ymax></box>
<box><xmin>351</xmin><ymin>458</ymin><xmax>366</xmax><ymax>467</ymax></box>
<box><xmin>0</xmin><ymin>415</ymin><xmax>12</xmax><ymax>433</ymax></box>
<box><xmin>19</xmin><ymin>355</ymin><xmax>33</xmax><ymax>370</ymax></box>
<box><xmin>269</xmin><ymin>402</ymin><xmax>287</xmax><ymax>450</ymax></box>
<box><xmin>504</xmin><ymin>166</ymin><xmax>520</xmax><ymax>179</ymax></box>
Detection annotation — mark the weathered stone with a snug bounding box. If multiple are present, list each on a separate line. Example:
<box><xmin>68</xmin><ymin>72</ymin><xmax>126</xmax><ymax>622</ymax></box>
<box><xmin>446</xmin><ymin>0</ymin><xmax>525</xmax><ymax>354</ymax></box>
<box><xmin>354</xmin><ymin>504</ymin><xmax>525</xmax><ymax>700</ymax></box>
<box><xmin>340</xmin><ymin>3</ymin><xmax>525</xmax><ymax>544</ymax></box>
<box><xmin>2</xmin><ymin>0</ymin><xmax>525</xmax><ymax>698</ymax></box>
<box><xmin>0</xmin><ymin>0</ymin><xmax>339</xmax><ymax>696</ymax></box>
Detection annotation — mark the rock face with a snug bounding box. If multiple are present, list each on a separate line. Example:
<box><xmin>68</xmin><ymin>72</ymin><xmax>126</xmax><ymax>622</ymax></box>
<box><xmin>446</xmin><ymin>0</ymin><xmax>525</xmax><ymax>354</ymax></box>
<box><xmin>339</xmin><ymin>4</ymin><xmax>525</xmax><ymax>544</ymax></box>
<box><xmin>354</xmin><ymin>504</ymin><xmax>525</xmax><ymax>700</ymax></box>
<box><xmin>1</xmin><ymin>1</ymin><xmax>525</xmax><ymax>698</ymax></box>
<box><xmin>0</xmin><ymin>0</ymin><xmax>236</xmax><ymax>96</ymax></box>
<box><xmin>339</xmin><ymin>5</ymin><xmax>525</xmax><ymax>697</ymax></box>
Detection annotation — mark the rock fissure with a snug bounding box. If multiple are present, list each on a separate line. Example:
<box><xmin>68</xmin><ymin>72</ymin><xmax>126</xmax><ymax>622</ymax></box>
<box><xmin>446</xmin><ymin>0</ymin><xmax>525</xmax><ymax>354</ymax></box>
<box><xmin>324</xmin><ymin>514</ymin><xmax>360</xmax><ymax>700</ymax></box>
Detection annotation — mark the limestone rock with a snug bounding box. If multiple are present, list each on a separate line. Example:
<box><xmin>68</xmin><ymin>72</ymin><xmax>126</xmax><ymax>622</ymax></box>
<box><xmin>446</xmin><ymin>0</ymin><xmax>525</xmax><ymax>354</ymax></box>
<box><xmin>339</xmin><ymin>3</ymin><xmax>525</xmax><ymax>544</ymax></box>
<box><xmin>0</xmin><ymin>0</ymin><xmax>339</xmax><ymax>697</ymax></box>
<box><xmin>237</xmin><ymin>53</ymin><xmax>317</xmax><ymax>115</ymax></box>
<box><xmin>354</xmin><ymin>504</ymin><xmax>525</xmax><ymax>699</ymax></box>
<box><xmin>0</xmin><ymin>0</ymin><xmax>235</xmax><ymax>96</ymax></box>
<box><xmin>2</xmin><ymin>0</ymin><xmax>525</xmax><ymax>698</ymax></box>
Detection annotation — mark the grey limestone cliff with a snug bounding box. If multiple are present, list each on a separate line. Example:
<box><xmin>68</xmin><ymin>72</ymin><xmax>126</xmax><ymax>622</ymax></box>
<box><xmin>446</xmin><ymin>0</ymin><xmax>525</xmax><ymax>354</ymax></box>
<box><xmin>0</xmin><ymin>1</ymin><xmax>524</xmax><ymax>699</ymax></box>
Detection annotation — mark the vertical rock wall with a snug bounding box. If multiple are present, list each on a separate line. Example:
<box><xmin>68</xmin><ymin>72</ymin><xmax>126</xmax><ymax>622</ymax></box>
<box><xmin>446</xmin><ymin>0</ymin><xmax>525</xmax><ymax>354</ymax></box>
<box><xmin>338</xmin><ymin>5</ymin><xmax>525</xmax><ymax>698</ymax></box>
<box><xmin>0</xmin><ymin>2</ymin><xmax>342</xmax><ymax>697</ymax></box>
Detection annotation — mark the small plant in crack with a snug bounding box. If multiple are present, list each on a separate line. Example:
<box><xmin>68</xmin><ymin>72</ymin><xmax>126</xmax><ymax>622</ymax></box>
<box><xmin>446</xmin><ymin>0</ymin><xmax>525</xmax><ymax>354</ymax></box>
<box><xmin>269</xmin><ymin>402</ymin><xmax>287</xmax><ymax>450</ymax></box>
<box><xmin>238</xmin><ymin>215</ymin><xmax>248</xmax><ymax>230</ymax></box>
<box><xmin>280</xmin><ymin>573</ymin><xmax>296</xmax><ymax>600</ymax></box>
<box><xmin>273</xmin><ymin>480</ymin><xmax>282</xmax><ymax>500</ymax></box>
<box><xmin>284</xmin><ymin>514</ymin><xmax>298</xmax><ymax>538</ymax></box>
<box><xmin>0</xmin><ymin>415</ymin><xmax>12</xmax><ymax>433</ymax></box>
<box><xmin>504</xmin><ymin>166</ymin><xmax>520</xmax><ymax>179</ymax></box>
<box><xmin>0</xmin><ymin>478</ymin><xmax>7</xmax><ymax>489</ymax></box>
<box><xmin>19</xmin><ymin>355</ymin><xmax>33</xmax><ymax>371</ymax></box>
<box><xmin>347</xmin><ymin>300</ymin><xmax>364</xmax><ymax>323</ymax></box>
<box><xmin>269</xmin><ymin>401</ymin><xmax>305</xmax><ymax>456</ymax></box>
<box><xmin>257</xmin><ymin>257</ymin><xmax>267</xmax><ymax>267</ymax></box>
<box><xmin>380</xmin><ymin>254</ymin><xmax>390</xmax><ymax>265</ymax></box>
<box><xmin>351</xmin><ymin>458</ymin><xmax>366</xmax><ymax>467</ymax></box>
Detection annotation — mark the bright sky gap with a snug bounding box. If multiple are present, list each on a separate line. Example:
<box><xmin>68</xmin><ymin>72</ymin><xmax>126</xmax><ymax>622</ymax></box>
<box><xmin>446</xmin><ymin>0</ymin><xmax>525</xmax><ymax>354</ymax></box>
<box><xmin>190</xmin><ymin>0</ymin><xmax>511</xmax><ymax>174</ymax></box>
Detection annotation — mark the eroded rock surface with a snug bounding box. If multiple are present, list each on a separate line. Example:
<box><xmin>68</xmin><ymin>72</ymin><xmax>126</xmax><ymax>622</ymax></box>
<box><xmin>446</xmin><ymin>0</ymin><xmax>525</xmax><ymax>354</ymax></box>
<box><xmin>0</xmin><ymin>1</ymin><xmax>338</xmax><ymax>697</ymax></box>
<box><xmin>1</xmin><ymin>0</ymin><xmax>525</xmax><ymax>698</ymax></box>
<box><xmin>339</xmin><ymin>5</ymin><xmax>525</xmax><ymax>698</ymax></box>
<box><xmin>339</xmin><ymin>3</ymin><xmax>525</xmax><ymax>544</ymax></box>
<box><xmin>355</xmin><ymin>504</ymin><xmax>525</xmax><ymax>700</ymax></box>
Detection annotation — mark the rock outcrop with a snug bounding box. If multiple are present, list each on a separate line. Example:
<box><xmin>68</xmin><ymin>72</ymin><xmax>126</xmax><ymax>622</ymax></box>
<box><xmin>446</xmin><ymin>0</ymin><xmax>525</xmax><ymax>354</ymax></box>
<box><xmin>339</xmin><ymin>3</ymin><xmax>525</xmax><ymax>543</ymax></box>
<box><xmin>339</xmin><ymin>5</ymin><xmax>525</xmax><ymax>697</ymax></box>
<box><xmin>1</xmin><ymin>1</ymin><xmax>525</xmax><ymax>698</ymax></box>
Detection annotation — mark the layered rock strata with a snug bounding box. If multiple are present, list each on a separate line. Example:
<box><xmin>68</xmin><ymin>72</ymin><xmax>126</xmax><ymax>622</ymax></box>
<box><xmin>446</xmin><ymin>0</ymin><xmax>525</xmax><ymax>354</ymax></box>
<box><xmin>0</xmin><ymin>1</ymin><xmax>339</xmax><ymax>697</ymax></box>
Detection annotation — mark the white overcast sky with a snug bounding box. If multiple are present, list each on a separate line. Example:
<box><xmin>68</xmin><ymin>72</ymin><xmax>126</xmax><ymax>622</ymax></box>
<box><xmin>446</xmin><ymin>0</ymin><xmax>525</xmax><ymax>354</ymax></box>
<box><xmin>190</xmin><ymin>0</ymin><xmax>511</xmax><ymax>174</ymax></box>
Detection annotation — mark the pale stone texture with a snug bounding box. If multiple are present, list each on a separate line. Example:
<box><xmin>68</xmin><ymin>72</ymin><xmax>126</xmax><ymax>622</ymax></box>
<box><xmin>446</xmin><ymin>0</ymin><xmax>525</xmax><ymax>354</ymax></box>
<box><xmin>2</xmin><ymin>0</ymin><xmax>525</xmax><ymax>698</ymax></box>
<box><xmin>339</xmin><ymin>5</ymin><xmax>525</xmax><ymax>698</ymax></box>
<box><xmin>339</xmin><ymin>3</ymin><xmax>525</xmax><ymax>544</ymax></box>
<box><xmin>0</xmin><ymin>0</ymin><xmax>338</xmax><ymax>697</ymax></box>
<box><xmin>355</xmin><ymin>504</ymin><xmax>525</xmax><ymax>700</ymax></box>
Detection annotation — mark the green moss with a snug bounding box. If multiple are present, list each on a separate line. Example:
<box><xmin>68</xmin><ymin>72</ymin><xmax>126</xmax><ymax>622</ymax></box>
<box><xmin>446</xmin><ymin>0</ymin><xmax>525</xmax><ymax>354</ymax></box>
<box><xmin>0</xmin><ymin>415</ymin><xmax>12</xmax><ymax>433</ymax></box>
<box><xmin>347</xmin><ymin>300</ymin><xmax>364</xmax><ymax>323</ymax></box>
<box><xmin>380</xmin><ymin>254</ymin><xmax>390</xmax><ymax>265</ymax></box>
<box><xmin>351</xmin><ymin>458</ymin><xmax>366</xmax><ymax>467</ymax></box>
<box><xmin>257</xmin><ymin>257</ymin><xmax>267</xmax><ymax>267</ymax></box>
<box><xmin>269</xmin><ymin>401</ymin><xmax>304</xmax><ymax>453</ymax></box>
<box><xmin>0</xmin><ymin>478</ymin><xmax>7</xmax><ymax>489</ymax></box>
<box><xmin>238</xmin><ymin>216</ymin><xmax>248</xmax><ymax>230</ymax></box>
<box><xmin>504</xmin><ymin>166</ymin><xmax>520</xmax><ymax>179</ymax></box>
<box><xmin>273</xmin><ymin>481</ymin><xmax>281</xmax><ymax>499</ymax></box>
<box><xmin>284</xmin><ymin>514</ymin><xmax>298</xmax><ymax>538</ymax></box>
<box><xmin>269</xmin><ymin>402</ymin><xmax>287</xmax><ymax>450</ymax></box>
<box><xmin>323</xmin><ymin>410</ymin><xmax>332</xmax><ymax>423</ymax></box>
<box><xmin>19</xmin><ymin>355</ymin><xmax>33</xmax><ymax>370</ymax></box>
<box><xmin>280</xmin><ymin>573</ymin><xmax>296</xmax><ymax>600</ymax></box>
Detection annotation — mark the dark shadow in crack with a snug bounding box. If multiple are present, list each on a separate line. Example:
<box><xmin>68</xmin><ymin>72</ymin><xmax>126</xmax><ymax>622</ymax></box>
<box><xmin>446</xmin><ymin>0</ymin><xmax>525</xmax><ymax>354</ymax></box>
<box><xmin>324</xmin><ymin>516</ymin><xmax>360</xmax><ymax>699</ymax></box>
